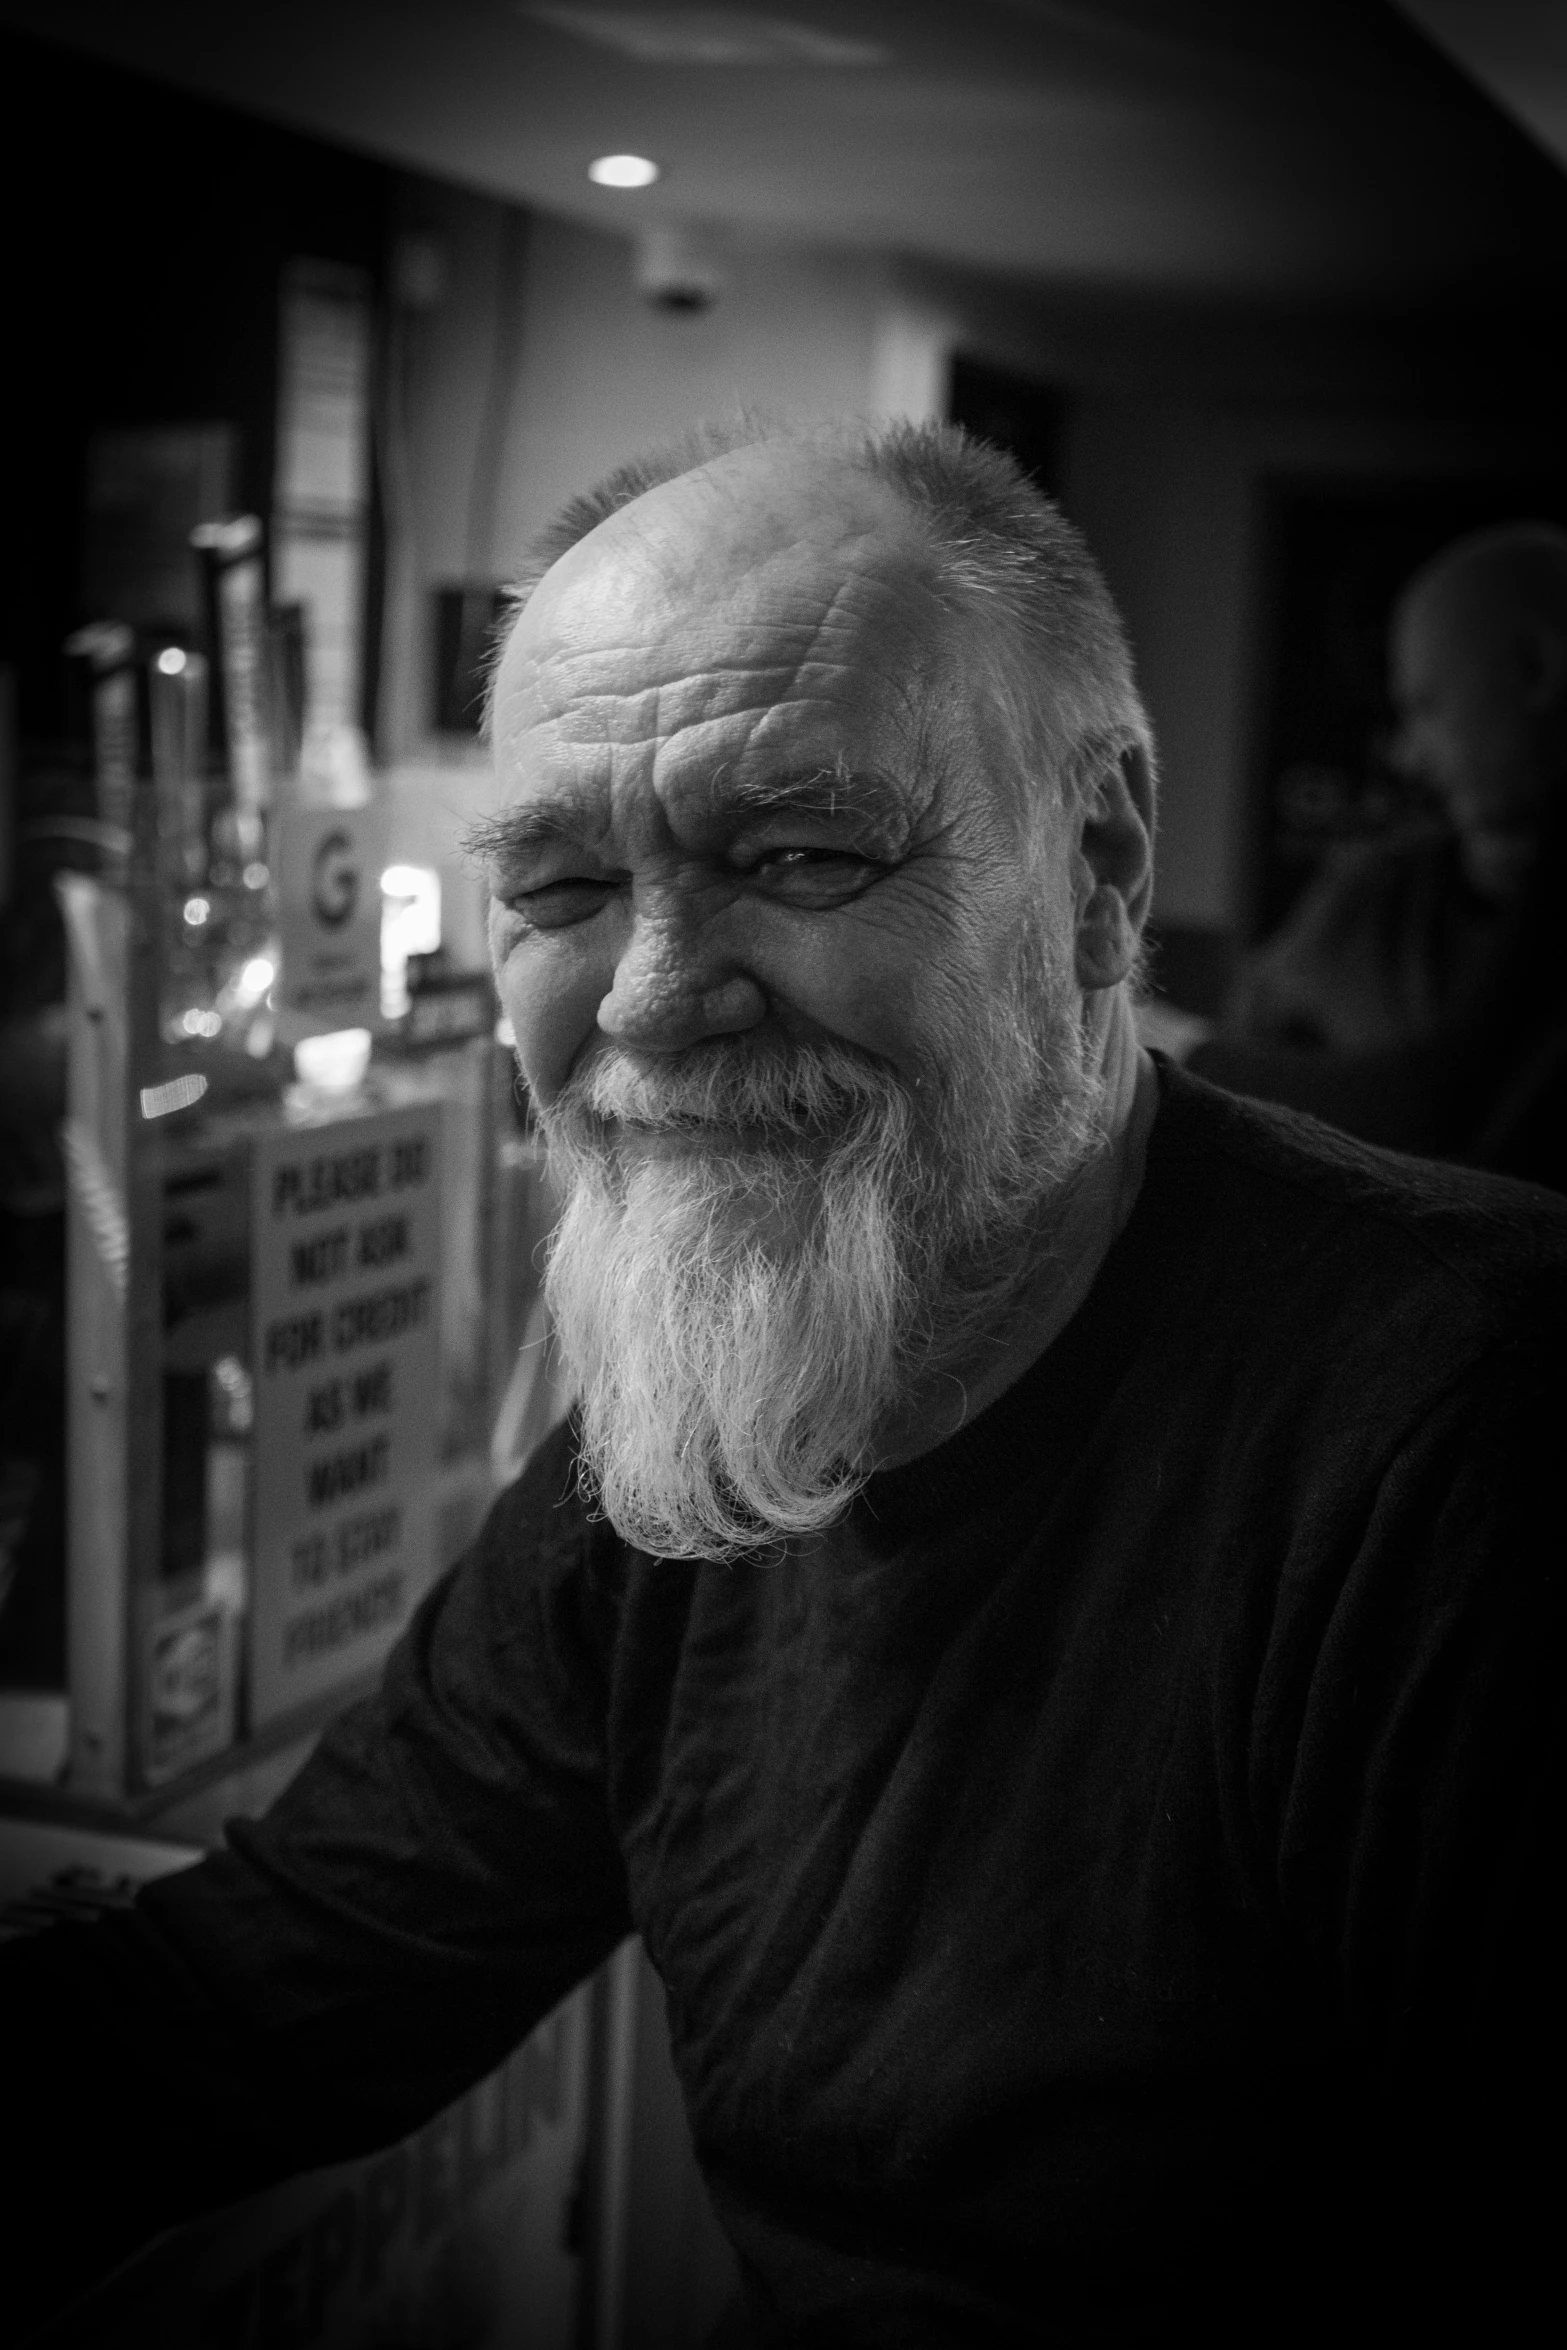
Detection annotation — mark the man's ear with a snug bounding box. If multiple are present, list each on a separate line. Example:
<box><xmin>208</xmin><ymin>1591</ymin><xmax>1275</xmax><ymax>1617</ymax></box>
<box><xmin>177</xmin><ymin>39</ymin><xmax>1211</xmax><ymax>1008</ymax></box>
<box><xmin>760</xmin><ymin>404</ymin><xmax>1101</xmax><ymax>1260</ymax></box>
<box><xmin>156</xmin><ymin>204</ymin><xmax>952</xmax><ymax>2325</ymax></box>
<box><xmin>1074</xmin><ymin>744</ymin><xmax>1155</xmax><ymax>990</ymax></box>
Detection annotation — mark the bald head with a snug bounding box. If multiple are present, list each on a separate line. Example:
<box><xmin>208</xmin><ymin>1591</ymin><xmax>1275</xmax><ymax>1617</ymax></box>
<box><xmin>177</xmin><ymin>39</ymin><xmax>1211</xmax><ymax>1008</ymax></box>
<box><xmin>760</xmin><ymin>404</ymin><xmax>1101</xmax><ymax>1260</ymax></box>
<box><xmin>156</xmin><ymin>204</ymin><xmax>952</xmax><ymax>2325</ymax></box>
<box><xmin>1389</xmin><ymin>521</ymin><xmax>1567</xmax><ymax>896</ymax></box>
<box><xmin>1399</xmin><ymin>521</ymin><xmax>1567</xmax><ymax>650</ymax></box>
<box><xmin>488</xmin><ymin>437</ymin><xmax>985</xmax><ymax>912</ymax></box>
<box><xmin>498</xmin><ymin>437</ymin><xmax>952</xmax><ymax>766</ymax></box>
<box><xmin>493</xmin><ymin>417</ymin><xmax>1153</xmax><ymax>828</ymax></box>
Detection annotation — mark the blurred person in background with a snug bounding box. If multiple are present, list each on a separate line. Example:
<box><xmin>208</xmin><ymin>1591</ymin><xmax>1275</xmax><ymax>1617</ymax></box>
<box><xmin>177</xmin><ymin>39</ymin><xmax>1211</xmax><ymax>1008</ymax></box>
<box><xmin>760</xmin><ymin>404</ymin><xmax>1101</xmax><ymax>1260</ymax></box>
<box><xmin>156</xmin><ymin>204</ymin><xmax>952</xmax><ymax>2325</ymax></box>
<box><xmin>1188</xmin><ymin>522</ymin><xmax>1567</xmax><ymax>1187</ymax></box>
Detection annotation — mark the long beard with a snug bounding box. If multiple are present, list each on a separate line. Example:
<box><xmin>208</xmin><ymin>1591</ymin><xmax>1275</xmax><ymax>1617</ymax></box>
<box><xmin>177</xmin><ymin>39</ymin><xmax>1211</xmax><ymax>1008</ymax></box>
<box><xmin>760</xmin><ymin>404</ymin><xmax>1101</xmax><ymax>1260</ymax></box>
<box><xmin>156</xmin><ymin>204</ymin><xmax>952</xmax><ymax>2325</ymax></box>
<box><xmin>535</xmin><ymin>929</ymin><xmax>1105</xmax><ymax>1560</ymax></box>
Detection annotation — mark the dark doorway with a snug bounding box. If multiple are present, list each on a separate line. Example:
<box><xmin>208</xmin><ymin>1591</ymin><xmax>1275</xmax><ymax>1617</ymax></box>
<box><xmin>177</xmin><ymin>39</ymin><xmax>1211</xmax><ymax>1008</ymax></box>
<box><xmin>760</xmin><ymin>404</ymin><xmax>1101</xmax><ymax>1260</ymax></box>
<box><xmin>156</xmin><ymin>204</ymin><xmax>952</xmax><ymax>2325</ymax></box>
<box><xmin>947</xmin><ymin>356</ymin><xmax>1063</xmax><ymax>503</ymax></box>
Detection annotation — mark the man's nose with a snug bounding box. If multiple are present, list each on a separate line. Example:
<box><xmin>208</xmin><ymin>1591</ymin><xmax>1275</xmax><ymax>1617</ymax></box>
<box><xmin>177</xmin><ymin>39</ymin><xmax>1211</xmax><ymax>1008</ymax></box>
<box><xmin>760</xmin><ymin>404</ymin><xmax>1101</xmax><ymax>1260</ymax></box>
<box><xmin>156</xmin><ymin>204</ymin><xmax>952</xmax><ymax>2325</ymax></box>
<box><xmin>596</xmin><ymin>900</ymin><xmax>767</xmax><ymax>1054</ymax></box>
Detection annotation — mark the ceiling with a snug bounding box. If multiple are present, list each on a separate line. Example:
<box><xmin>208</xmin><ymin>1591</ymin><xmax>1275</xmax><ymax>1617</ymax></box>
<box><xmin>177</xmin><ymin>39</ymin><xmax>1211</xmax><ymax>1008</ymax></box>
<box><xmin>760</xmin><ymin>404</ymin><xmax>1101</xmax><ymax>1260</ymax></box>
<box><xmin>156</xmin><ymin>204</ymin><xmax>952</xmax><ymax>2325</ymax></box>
<box><xmin>1392</xmin><ymin>1</ymin><xmax>1567</xmax><ymax>178</ymax></box>
<box><xmin>2</xmin><ymin>0</ymin><xmax>1564</xmax><ymax>310</ymax></box>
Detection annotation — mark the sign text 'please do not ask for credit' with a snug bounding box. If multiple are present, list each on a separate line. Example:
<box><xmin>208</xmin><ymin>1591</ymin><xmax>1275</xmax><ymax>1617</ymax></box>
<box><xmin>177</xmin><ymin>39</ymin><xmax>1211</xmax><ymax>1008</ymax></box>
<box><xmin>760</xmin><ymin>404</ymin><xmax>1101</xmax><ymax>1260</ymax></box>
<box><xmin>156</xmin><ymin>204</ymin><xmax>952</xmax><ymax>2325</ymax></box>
<box><xmin>250</xmin><ymin>1104</ymin><xmax>441</xmax><ymax>1726</ymax></box>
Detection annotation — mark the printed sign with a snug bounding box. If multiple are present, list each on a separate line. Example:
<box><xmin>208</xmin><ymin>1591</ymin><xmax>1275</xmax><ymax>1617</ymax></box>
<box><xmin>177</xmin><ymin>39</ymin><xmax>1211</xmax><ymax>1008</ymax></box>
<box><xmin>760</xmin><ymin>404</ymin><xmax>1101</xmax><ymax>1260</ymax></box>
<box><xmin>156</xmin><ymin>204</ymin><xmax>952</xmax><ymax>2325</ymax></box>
<box><xmin>274</xmin><ymin>799</ymin><xmax>385</xmax><ymax>1041</ymax></box>
<box><xmin>0</xmin><ymin>1820</ymin><xmax>589</xmax><ymax>2350</ymax></box>
<box><xmin>250</xmin><ymin>1102</ymin><xmax>441</xmax><ymax>1727</ymax></box>
<box><xmin>46</xmin><ymin>1990</ymin><xmax>591</xmax><ymax>2349</ymax></box>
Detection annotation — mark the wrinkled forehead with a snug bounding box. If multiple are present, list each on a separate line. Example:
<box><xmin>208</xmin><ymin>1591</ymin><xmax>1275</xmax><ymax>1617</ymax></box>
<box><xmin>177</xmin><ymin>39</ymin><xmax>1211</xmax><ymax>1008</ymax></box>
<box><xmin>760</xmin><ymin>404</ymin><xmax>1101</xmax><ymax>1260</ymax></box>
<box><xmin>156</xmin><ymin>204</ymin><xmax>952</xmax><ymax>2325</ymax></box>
<box><xmin>490</xmin><ymin>454</ymin><xmax>958</xmax><ymax>755</ymax></box>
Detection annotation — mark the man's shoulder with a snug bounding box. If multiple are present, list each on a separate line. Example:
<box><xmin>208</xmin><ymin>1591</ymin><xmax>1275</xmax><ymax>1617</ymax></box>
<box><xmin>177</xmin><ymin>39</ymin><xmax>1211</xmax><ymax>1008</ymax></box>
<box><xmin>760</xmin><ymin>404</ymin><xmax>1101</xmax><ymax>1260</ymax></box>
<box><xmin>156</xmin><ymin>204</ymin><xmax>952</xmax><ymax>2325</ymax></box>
<box><xmin>1150</xmin><ymin>1059</ymin><xmax>1567</xmax><ymax>1334</ymax></box>
<box><xmin>485</xmin><ymin>1414</ymin><xmax>585</xmax><ymax>1545</ymax></box>
<box><xmin>465</xmin><ymin>1414</ymin><xmax>613</xmax><ymax>1613</ymax></box>
<box><xmin>472</xmin><ymin>1415</ymin><xmax>685</xmax><ymax>1610</ymax></box>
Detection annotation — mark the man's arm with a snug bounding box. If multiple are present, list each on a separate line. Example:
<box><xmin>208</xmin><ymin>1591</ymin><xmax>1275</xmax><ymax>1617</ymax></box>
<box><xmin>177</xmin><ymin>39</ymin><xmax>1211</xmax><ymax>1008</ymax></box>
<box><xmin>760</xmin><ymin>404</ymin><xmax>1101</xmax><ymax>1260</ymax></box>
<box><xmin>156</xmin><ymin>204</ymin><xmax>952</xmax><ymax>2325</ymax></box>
<box><xmin>1</xmin><ymin>1428</ymin><xmax>633</xmax><ymax>2332</ymax></box>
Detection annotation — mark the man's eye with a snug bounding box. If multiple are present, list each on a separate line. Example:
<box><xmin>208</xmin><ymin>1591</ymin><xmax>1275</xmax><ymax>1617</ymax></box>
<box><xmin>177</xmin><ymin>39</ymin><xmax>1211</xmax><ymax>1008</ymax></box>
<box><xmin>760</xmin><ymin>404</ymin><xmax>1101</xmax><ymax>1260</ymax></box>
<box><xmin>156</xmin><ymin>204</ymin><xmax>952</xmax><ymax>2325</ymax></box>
<box><xmin>503</xmin><ymin>877</ymin><xmax>615</xmax><ymax>931</ymax></box>
<box><xmin>747</xmin><ymin>848</ymin><xmax>880</xmax><ymax>905</ymax></box>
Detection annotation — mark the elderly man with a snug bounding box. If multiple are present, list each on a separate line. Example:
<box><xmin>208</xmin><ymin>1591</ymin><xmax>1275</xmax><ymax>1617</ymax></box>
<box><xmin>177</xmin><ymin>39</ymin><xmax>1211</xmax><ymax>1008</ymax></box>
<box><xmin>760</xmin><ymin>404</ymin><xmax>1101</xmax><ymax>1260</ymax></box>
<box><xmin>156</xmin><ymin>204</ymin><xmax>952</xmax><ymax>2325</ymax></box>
<box><xmin>5</xmin><ymin>423</ymin><xmax>1561</xmax><ymax>2341</ymax></box>
<box><xmin>1193</xmin><ymin>522</ymin><xmax>1567</xmax><ymax>1183</ymax></box>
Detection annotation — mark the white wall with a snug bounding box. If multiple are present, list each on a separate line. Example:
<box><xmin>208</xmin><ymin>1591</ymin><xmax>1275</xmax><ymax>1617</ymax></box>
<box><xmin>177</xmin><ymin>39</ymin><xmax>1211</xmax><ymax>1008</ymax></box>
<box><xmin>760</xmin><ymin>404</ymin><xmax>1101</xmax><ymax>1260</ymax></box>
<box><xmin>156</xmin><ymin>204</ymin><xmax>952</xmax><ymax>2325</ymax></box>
<box><xmin>380</xmin><ymin>183</ymin><xmax>1556</xmax><ymax>943</ymax></box>
<box><xmin>382</xmin><ymin>199</ymin><xmax>949</xmax><ymax>768</ymax></box>
<box><xmin>494</xmin><ymin>218</ymin><xmax>900</xmax><ymax>561</ymax></box>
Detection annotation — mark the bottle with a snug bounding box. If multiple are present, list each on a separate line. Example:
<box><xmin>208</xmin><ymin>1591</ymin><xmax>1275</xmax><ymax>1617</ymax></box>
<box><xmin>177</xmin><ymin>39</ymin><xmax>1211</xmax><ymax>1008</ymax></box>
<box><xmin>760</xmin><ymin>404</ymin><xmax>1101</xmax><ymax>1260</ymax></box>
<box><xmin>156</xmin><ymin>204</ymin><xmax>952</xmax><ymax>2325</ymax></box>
<box><xmin>193</xmin><ymin>515</ymin><xmax>271</xmax><ymax>865</ymax></box>
<box><xmin>63</xmin><ymin>620</ymin><xmax>140</xmax><ymax>880</ymax></box>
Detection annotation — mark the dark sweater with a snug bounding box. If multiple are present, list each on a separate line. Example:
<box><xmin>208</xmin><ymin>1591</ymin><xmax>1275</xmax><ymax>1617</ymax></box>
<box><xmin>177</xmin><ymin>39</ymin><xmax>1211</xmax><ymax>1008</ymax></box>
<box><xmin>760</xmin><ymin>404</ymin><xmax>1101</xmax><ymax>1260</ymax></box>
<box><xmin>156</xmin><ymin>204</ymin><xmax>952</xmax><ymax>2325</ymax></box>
<box><xmin>7</xmin><ymin>1066</ymin><xmax>1564</xmax><ymax>2340</ymax></box>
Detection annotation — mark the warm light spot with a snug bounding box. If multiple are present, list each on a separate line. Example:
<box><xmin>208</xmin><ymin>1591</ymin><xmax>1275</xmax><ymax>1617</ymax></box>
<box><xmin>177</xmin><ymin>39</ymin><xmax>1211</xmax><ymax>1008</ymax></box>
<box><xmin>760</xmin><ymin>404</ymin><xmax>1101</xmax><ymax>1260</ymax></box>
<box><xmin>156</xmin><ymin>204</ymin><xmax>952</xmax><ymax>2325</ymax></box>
<box><xmin>140</xmin><ymin>1073</ymin><xmax>208</xmax><ymax>1119</ymax></box>
<box><xmin>235</xmin><ymin>956</ymin><xmax>275</xmax><ymax>1007</ymax></box>
<box><xmin>588</xmin><ymin>153</ymin><xmax>660</xmax><ymax>188</ymax></box>
<box><xmin>294</xmin><ymin>1029</ymin><xmax>372</xmax><ymax>1092</ymax></box>
<box><xmin>183</xmin><ymin>895</ymin><xmax>211</xmax><ymax>927</ymax></box>
<box><xmin>381</xmin><ymin>865</ymin><xmax>442</xmax><ymax>1020</ymax></box>
<box><xmin>156</xmin><ymin>646</ymin><xmax>188</xmax><ymax>675</ymax></box>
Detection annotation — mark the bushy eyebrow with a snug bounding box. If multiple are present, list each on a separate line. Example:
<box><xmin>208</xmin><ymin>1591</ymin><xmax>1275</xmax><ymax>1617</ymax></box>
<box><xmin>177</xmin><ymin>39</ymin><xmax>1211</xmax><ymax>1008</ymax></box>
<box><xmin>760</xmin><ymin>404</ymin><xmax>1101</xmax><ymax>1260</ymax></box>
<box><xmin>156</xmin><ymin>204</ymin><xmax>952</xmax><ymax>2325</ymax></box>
<box><xmin>462</xmin><ymin>805</ymin><xmax>587</xmax><ymax>865</ymax></box>
<box><xmin>719</xmin><ymin>764</ymin><xmax>909</xmax><ymax>828</ymax></box>
<box><xmin>463</xmin><ymin>766</ymin><xmax>913</xmax><ymax>866</ymax></box>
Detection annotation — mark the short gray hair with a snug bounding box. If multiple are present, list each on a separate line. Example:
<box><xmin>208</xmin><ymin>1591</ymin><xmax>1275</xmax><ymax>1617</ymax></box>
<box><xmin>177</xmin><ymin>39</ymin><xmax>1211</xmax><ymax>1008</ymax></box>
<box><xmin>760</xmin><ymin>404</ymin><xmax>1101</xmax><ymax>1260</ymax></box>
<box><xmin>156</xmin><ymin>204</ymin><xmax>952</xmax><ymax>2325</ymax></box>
<box><xmin>491</xmin><ymin>415</ymin><xmax>1155</xmax><ymax>822</ymax></box>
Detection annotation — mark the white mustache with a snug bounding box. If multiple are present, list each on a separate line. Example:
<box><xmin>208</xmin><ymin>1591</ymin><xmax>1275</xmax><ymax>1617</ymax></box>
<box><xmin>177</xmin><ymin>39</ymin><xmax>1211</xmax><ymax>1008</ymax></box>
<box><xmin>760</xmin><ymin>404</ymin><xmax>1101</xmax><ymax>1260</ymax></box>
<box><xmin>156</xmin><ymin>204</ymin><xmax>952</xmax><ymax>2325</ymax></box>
<box><xmin>551</xmin><ymin>1041</ymin><xmax>908</xmax><ymax>1146</ymax></box>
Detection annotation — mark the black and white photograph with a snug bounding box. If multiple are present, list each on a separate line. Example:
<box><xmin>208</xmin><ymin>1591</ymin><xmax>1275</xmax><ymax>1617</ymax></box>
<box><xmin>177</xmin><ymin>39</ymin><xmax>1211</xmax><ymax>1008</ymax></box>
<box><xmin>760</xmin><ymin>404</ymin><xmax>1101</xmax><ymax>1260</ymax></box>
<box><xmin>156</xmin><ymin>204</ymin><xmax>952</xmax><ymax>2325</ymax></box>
<box><xmin>0</xmin><ymin>5</ymin><xmax>1562</xmax><ymax>2343</ymax></box>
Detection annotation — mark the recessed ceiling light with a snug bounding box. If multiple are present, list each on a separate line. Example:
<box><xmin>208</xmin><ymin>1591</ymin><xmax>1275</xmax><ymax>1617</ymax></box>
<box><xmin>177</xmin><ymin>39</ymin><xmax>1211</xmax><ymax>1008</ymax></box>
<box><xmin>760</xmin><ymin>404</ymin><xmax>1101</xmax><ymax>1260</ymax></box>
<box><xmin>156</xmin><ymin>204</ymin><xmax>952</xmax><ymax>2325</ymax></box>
<box><xmin>588</xmin><ymin>152</ymin><xmax>662</xmax><ymax>188</ymax></box>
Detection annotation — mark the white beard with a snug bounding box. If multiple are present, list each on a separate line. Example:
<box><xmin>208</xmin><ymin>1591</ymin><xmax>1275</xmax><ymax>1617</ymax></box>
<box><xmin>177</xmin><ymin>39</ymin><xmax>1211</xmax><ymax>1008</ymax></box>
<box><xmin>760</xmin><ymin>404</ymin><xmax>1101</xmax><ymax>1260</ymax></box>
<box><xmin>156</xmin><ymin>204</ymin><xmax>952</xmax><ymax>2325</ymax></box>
<box><xmin>534</xmin><ymin>927</ymin><xmax>1106</xmax><ymax>1560</ymax></box>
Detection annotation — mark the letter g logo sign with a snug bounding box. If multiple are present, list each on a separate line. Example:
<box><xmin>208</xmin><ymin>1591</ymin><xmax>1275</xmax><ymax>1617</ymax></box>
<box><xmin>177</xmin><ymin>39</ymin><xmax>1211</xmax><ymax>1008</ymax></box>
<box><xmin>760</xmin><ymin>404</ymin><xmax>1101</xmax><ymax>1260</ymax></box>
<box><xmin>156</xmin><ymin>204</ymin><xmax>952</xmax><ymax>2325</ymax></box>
<box><xmin>312</xmin><ymin>830</ymin><xmax>359</xmax><ymax>929</ymax></box>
